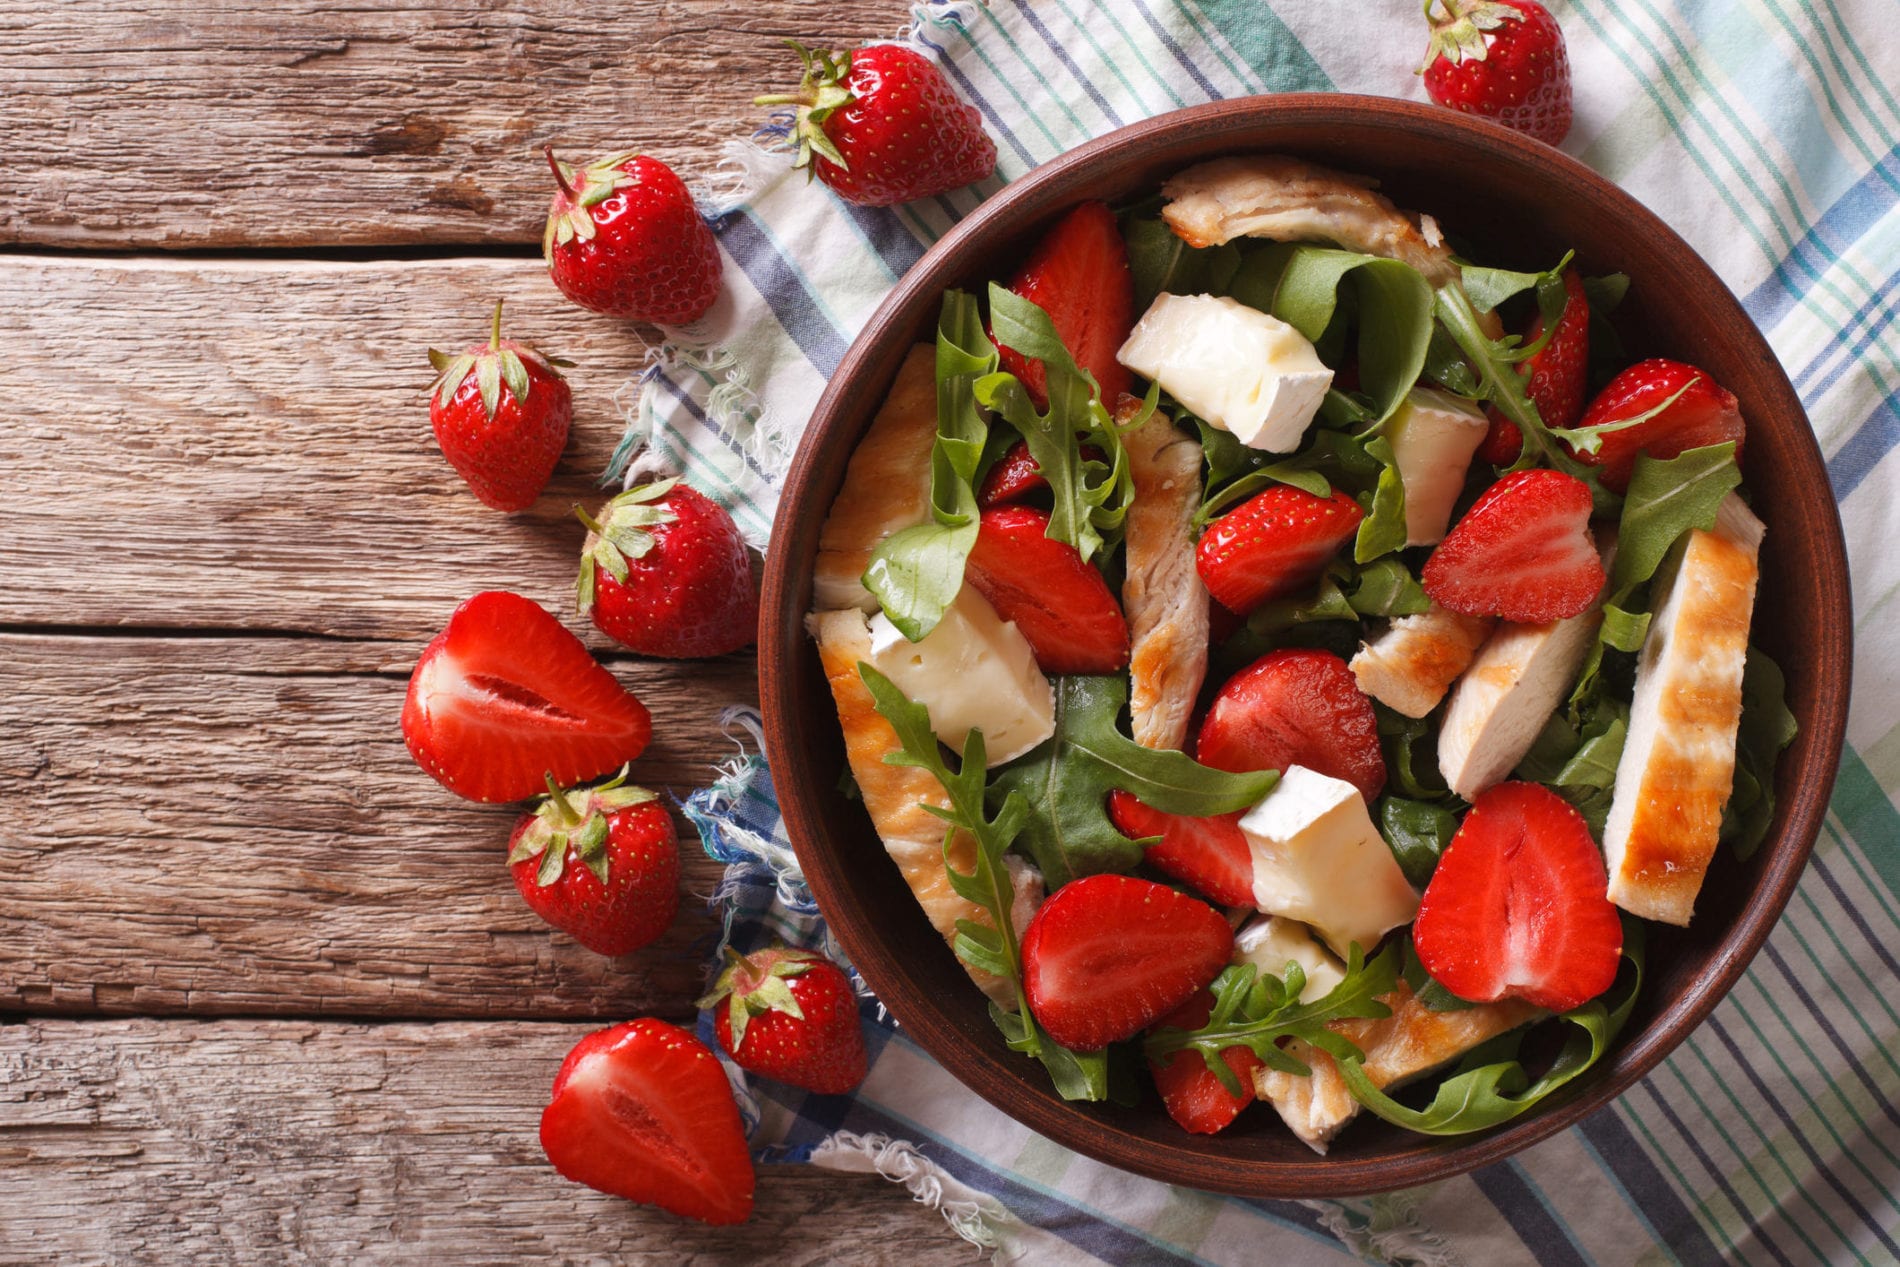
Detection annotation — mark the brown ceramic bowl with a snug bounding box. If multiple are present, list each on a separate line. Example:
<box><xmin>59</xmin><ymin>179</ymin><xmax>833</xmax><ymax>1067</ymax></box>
<box><xmin>758</xmin><ymin>95</ymin><xmax>1851</xmax><ymax>1196</ymax></box>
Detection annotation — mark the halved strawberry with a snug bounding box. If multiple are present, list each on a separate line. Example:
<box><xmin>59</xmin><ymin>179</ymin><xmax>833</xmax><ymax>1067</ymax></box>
<box><xmin>963</xmin><ymin>505</ymin><xmax>1129</xmax><ymax>674</ymax></box>
<box><xmin>1022</xmin><ymin>874</ymin><xmax>1232</xmax><ymax>1051</ymax></box>
<box><xmin>1108</xmin><ymin>791</ymin><xmax>1254</xmax><ymax>908</ymax></box>
<box><xmin>1197</xmin><ymin>649</ymin><xmax>1386</xmax><ymax>803</ymax></box>
<box><xmin>1146</xmin><ymin>988</ymin><xmax>1264</xmax><ymax>1135</ymax></box>
<box><xmin>401</xmin><ymin>591</ymin><xmax>652</xmax><ymax>803</ymax></box>
<box><xmin>1566</xmin><ymin>358</ymin><xmax>1745</xmax><ymax>492</ymax></box>
<box><xmin>1413</xmin><ymin>782</ymin><xmax>1623</xmax><ymax>1012</ymax></box>
<box><xmin>539</xmin><ymin>1019</ymin><xmax>755</xmax><ymax>1224</ymax></box>
<box><xmin>1480</xmin><ymin>268</ymin><xmax>1590</xmax><ymax>465</ymax></box>
<box><xmin>1422</xmin><ymin>469</ymin><xmax>1603</xmax><ymax>623</ymax></box>
<box><xmin>1195</xmin><ymin>486</ymin><xmax>1364</xmax><ymax>616</ymax></box>
<box><xmin>996</xmin><ymin>201</ymin><xmax>1135</xmax><ymax>409</ymax></box>
<box><xmin>977</xmin><ymin>440</ymin><xmax>1107</xmax><ymax>507</ymax></box>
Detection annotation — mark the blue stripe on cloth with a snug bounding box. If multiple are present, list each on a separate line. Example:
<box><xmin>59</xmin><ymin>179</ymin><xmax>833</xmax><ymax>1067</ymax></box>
<box><xmin>1810</xmin><ymin>853</ymin><xmax>1900</xmax><ymax>985</ymax></box>
<box><xmin>1577</xmin><ymin>1109</ymin><xmax>1727</xmax><ymax>1267</ymax></box>
<box><xmin>1741</xmin><ymin>148</ymin><xmax>1900</xmax><ymax>332</ymax></box>
<box><xmin>1700</xmin><ymin>1015</ymin><xmax>1900</xmax><ymax>1260</ymax></box>
<box><xmin>1468</xmin><ymin>1163</ymin><xmax>1593</xmax><ymax>1267</ymax></box>
<box><xmin>1126</xmin><ymin>0</ymin><xmax>1224</xmax><ymax>99</ymax></box>
<box><xmin>1827</xmin><ymin>389</ymin><xmax>1900</xmax><ymax>500</ymax></box>
<box><xmin>1608</xmin><ymin>1089</ymin><xmax>1785</xmax><ymax>1267</ymax></box>
<box><xmin>839</xmin><ymin>203</ymin><xmax>931</xmax><ymax>281</ymax></box>
<box><xmin>1006</xmin><ymin>0</ymin><xmax>1125</xmax><ymax>128</ymax></box>
<box><xmin>720</xmin><ymin>210</ymin><xmax>852</xmax><ymax>376</ymax></box>
<box><xmin>647</xmin><ymin>371</ymin><xmax>777</xmax><ymax>485</ymax></box>
<box><xmin>1758</xmin><ymin>942</ymin><xmax>1900</xmax><ymax>1141</ymax></box>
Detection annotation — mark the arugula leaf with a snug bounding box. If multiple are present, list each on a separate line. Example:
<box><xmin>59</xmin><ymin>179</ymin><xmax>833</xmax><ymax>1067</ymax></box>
<box><xmin>1723</xmin><ymin>647</ymin><xmax>1798</xmax><ymax>859</ymax></box>
<box><xmin>863</xmin><ymin>291</ymin><xmax>997</xmax><ymax>640</ymax></box>
<box><xmin>1609</xmin><ymin>443</ymin><xmax>1742</xmax><ymax>592</ymax></box>
<box><xmin>1399</xmin><ymin>931</ymin><xmax>1479</xmax><ymax>1012</ymax></box>
<box><xmin>1377</xmin><ymin>704</ymin><xmax>1455</xmax><ymax>803</ymax></box>
<box><xmin>978</xmin><ymin>284</ymin><xmax>1139</xmax><ymax>563</ymax></box>
<box><xmin>1379</xmin><ymin>796</ymin><xmax>1458</xmax><ymax>888</ymax></box>
<box><xmin>1246</xmin><ymin>570</ymin><xmax>1359</xmax><ymax>637</ymax></box>
<box><xmin>1143</xmin><ymin>943</ymin><xmax>1403</xmax><ymax>1094</ymax></box>
<box><xmin>860</xmin><ymin>663</ymin><xmax>1114</xmax><ymax>1098</ymax></box>
<box><xmin>1339</xmin><ymin>920</ymin><xmax>1645</xmax><ymax>1134</ymax></box>
<box><xmin>1348</xmin><ymin>558</ymin><xmax>1432</xmax><ymax>619</ymax></box>
<box><xmin>989</xmin><ymin>676</ymin><xmax>1277</xmax><ymax>887</ymax></box>
<box><xmin>1123</xmin><ymin>217</ymin><xmax>1241</xmax><ymax>312</ymax></box>
<box><xmin>1553</xmin><ymin>710</ymin><xmax>1627</xmax><ymax>838</ymax></box>
<box><xmin>1231</xmin><ymin>245</ymin><xmax>1434</xmax><ymax>426</ymax></box>
<box><xmin>1434</xmin><ymin>281</ymin><xmax>1596</xmax><ymax>479</ymax></box>
<box><xmin>1552</xmin><ymin>376</ymin><xmax>1696</xmax><ymax>457</ymax></box>
<box><xmin>1354</xmin><ymin>434</ymin><xmax>1408</xmax><ymax>563</ymax></box>
<box><xmin>1599</xmin><ymin>603</ymin><xmax>1651</xmax><ymax>654</ymax></box>
<box><xmin>1421</xmin><ymin>325</ymin><xmax>1482</xmax><ymax>399</ymax></box>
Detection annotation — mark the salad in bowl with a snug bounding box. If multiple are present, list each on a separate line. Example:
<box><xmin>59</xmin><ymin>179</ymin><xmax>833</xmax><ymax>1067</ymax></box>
<box><xmin>801</xmin><ymin>152</ymin><xmax>1795</xmax><ymax>1152</ymax></box>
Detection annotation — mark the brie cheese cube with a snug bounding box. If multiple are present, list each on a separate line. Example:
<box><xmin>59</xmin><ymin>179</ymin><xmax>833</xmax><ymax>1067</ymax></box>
<box><xmin>1437</xmin><ymin>611</ymin><xmax>1601</xmax><ymax>801</ymax></box>
<box><xmin>1237</xmin><ymin>766</ymin><xmax>1419</xmax><ymax>959</ymax></box>
<box><xmin>1351</xmin><ymin>602</ymin><xmax>1495</xmax><ymax>719</ymax></box>
<box><xmin>1233</xmin><ymin>916</ymin><xmax>1346</xmax><ymax>1003</ymax></box>
<box><xmin>865</xmin><ymin>586</ymin><xmax>1054</xmax><ymax>767</ymax></box>
<box><xmin>1604</xmin><ymin>494</ymin><xmax>1763</xmax><ymax>925</ymax></box>
<box><xmin>1115</xmin><ymin>294</ymin><xmax>1333</xmax><ymax>452</ymax></box>
<box><xmin>1385</xmin><ymin>387</ymin><xmax>1489</xmax><ymax>546</ymax></box>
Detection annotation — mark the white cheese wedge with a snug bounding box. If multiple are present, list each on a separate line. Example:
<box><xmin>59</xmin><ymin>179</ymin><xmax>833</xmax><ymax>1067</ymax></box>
<box><xmin>1437</xmin><ymin>610</ymin><xmax>1601</xmax><ymax>801</ymax></box>
<box><xmin>1233</xmin><ymin>916</ymin><xmax>1345</xmax><ymax>1003</ymax></box>
<box><xmin>865</xmin><ymin>586</ymin><xmax>1055</xmax><ymax>767</ymax></box>
<box><xmin>1115</xmin><ymin>294</ymin><xmax>1333</xmax><ymax>452</ymax></box>
<box><xmin>1385</xmin><ymin>387</ymin><xmax>1489</xmax><ymax>546</ymax></box>
<box><xmin>1237</xmin><ymin>766</ymin><xmax>1419</xmax><ymax>959</ymax></box>
<box><xmin>1350</xmin><ymin>603</ymin><xmax>1495</xmax><ymax>719</ymax></box>
<box><xmin>1603</xmin><ymin>494</ymin><xmax>1763</xmax><ymax>925</ymax></box>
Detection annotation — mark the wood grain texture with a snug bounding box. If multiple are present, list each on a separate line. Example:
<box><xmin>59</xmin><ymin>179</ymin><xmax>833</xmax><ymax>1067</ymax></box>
<box><xmin>0</xmin><ymin>632</ymin><xmax>760</xmax><ymax>1018</ymax></box>
<box><xmin>0</xmin><ymin>1018</ymin><xmax>970</xmax><ymax>1264</ymax></box>
<box><xmin>0</xmin><ymin>256</ymin><xmax>738</xmax><ymax>639</ymax></box>
<box><xmin>2</xmin><ymin>0</ymin><xmax>901</xmax><ymax>248</ymax></box>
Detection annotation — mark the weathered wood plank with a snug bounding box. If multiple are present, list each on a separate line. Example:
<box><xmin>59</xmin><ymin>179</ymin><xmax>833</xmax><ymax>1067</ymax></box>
<box><xmin>0</xmin><ymin>1017</ymin><xmax>970</xmax><ymax>1264</ymax></box>
<box><xmin>0</xmin><ymin>633</ymin><xmax>763</xmax><ymax>1018</ymax></box>
<box><xmin>3</xmin><ymin>0</ymin><xmax>902</xmax><ymax>248</ymax></box>
<box><xmin>0</xmin><ymin>256</ymin><xmax>753</xmax><ymax>640</ymax></box>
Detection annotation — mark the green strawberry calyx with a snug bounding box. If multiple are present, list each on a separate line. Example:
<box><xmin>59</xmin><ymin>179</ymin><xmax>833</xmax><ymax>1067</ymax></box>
<box><xmin>543</xmin><ymin>147</ymin><xmax>642</xmax><ymax>262</ymax></box>
<box><xmin>574</xmin><ymin>478</ymin><xmax>683</xmax><ymax>613</ymax></box>
<box><xmin>507</xmin><ymin>766</ymin><xmax>658</xmax><ymax>887</ymax></box>
<box><xmin>426</xmin><ymin>299</ymin><xmax>572</xmax><ymax>422</ymax></box>
<box><xmin>696</xmin><ymin>945</ymin><xmax>826</xmax><ymax>1050</ymax></box>
<box><xmin>753</xmin><ymin>40</ymin><xmax>857</xmax><ymax>175</ymax></box>
<box><xmin>1421</xmin><ymin>0</ymin><xmax>1524</xmax><ymax>70</ymax></box>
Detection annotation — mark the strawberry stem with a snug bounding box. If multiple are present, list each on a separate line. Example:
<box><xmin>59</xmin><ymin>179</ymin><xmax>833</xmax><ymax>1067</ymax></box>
<box><xmin>489</xmin><ymin>300</ymin><xmax>503</xmax><ymax>351</ymax></box>
<box><xmin>574</xmin><ymin>504</ymin><xmax>607</xmax><ymax>536</ymax></box>
<box><xmin>544</xmin><ymin>146</ymin><xmax>574</xmax><ymax>199</ymax></box>
<box><xmin>542</xmin><ymin>771</ymin><xmax>582</xmax><ymax>826</ymax></box>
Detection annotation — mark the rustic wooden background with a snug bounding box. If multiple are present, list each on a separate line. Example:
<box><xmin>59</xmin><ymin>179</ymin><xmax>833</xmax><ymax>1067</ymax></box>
<box><xmin>0</xmin><ymin>1</ymin><xmax>983</xmax><ymax>1260</ymax></box>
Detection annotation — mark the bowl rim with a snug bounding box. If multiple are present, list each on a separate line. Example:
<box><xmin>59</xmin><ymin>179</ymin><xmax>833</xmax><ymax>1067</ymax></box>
<box><xmin>759</xmin><ymin>92</ymin><xmax>1853</xmax><ymax>1196</ymax></box>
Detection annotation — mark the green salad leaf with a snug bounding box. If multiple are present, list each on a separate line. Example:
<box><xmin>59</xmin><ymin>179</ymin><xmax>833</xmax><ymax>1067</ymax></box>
<box><xmin>863</xmin><ymin>291</ymin><xmax>997</xmax><ymax>641</ymax></box>
<box><xmin>1124</xmin><ymin>217</ymin><xmax>1241</xmax><ymax>312</ymax></box>
<box><xmin>1433</xmin><ymin>281</ymin><xmax>1595</xmax><ymax>479</ymax></box>
<box><xmin>1378</xmin><ymin>796</ymin><xmax>1458</xmax><ymax>888</ymax></box>
<box><xmin>1354</xmin><ymin>434</ymin><xmax>1409</xmax><ymax>563</ymax></box>
<box><xmin>1397</xmin><ymin>931</ymin><xmax>1480</xmax><ymax>1012</ymax></box>
<box><xmin>1143</xmin><ymin>943</ymin><xmax>1403</xmax><ymax>1094</ymax></box>
<box><xmin>1229</xmin><ymin>245</ymin><xmax>1434</xmax><ymax>427</ymax></box>
<box><xmin>860</xmin><ymin>663</ymin><xmax>1114</xmax><ymax>1100</ymax></box>
<box><xmin>1339</xmin><ymin>920</ymin><xmax>1645</xmax><ymax>1134</ymax></box>
<box><xmin>978</xmin><ymin>284</ymin><xmax>1139</xmax><ymax>563</ymax></box>
<box><xmin>989</xmin><ymin>675</ymin><xmax>1278</xmax><ymax>888</ymax></box>
<box><xmin>1724</xmin><ymin>646</ymin><xmax>1799</xmax><ymax>859</ymax></box>
<box><xmin>1377</xmin><ymin>704</ymin><xmax>1455</xmax><ymax>803</ymax></box>
<box><xmin>1348</xmin><ymin>558</ymin><xmax>1432</xmax><ymax>619</ymax></box>
<box><xmin>1609</xmin><ymin>442</ymin><xmax>1743</xmax><ymax>593</ymax></box>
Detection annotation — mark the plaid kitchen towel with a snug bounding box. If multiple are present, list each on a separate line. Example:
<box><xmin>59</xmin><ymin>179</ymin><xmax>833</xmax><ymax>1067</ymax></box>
<box><xmin>645</xmin><ymin>1</ymin><xmax>1900</xmax><ymax>1262</ymax></box>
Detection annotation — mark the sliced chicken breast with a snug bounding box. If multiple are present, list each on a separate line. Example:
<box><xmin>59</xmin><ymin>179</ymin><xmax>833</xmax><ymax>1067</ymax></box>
<box><xmin>1121</xmin><ymin>404</ymin><xmax>1210</xmax><ymax>751</ymax></box>
<box><xmin>1351</xmin><ymin>603</ymin><xmax>1495</xmax><ymax>719</ymax></box>
<box><xmin>1603</xmin><ymin>494</ymin><xmax>1764</xmax><ymax>926</ymax></box>
<box><xmin>814</xmin><ymin>344</ymin><xmax>938</xmax><ymax>612</ymax></box>
<box><xmin>1437</xmin><ymin>610</ymin><xmax>1602</xmax><ymax>802</ymax></box>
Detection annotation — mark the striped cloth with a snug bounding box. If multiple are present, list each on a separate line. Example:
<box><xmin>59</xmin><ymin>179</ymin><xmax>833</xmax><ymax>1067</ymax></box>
<box><xmin>648</xmin><ymin>2</ymin><xmax>1900</xmax><ymax>1262</ymax></box>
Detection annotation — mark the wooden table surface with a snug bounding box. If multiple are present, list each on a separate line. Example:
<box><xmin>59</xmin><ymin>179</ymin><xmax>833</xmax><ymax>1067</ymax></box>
<box><xmin>0</xmin><ymin>3</ymin><xmax>981</xmax><ymax>1260</ymax></box>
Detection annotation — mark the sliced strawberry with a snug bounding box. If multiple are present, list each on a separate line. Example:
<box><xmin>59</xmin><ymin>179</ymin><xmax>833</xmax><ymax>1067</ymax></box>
<box><xmin>996</xmin><ymin>201</ymin><xmax>1135</xmax><ymax>409</ymax></box>
<box><xmin>1413</xmin><ymin>782</ymin><xmax>1623</xmax><ymax>1012</ymax></box>
<box><xmin>539</xmin><ymin>1019</ymin><xmax>755</xmax><ymax>1224</ymax></box>
<box><xmin>1146</xmin><ymin>988</ymin><xmax>1264</xmax><ymax>1135</ymax></box>
<box><xmin>1480</xmin><ymin>268</ymin><xmax>1590</xmax><ymax>465</ymax></box>
<box><xmin>963</xmin><ymin>505</ymin><xmax>1129</xmax><ymax>674</ymax></box>
<box><xmin>1567</xmin><ymin>358</ymin><xmax>1745</xmax><ymax>492</ymax></box>
<box><xmin>1422</xmin><ymin>469</ymin><xmax>1603</xmax><ymax>623</ymax></box>
<box><xmin>1197</xmin><ymin>649</ymin><xmax>1386</xmax><ymax>803</ymax></box>
<box><xmin>976</xmin><ymin>440</ymin><xmax>1107</xmax><ymax>507</ymax></box>
<box><xmin>1195</xmin><ymin>486</ymin><xmax>1364</xmax><ymax>616</ymax></box>
<box><xmin>1022</xmin><ymin>874</ymin><xmax>1232</xmax><ymax>1051</ymax></box>
<box><xmin>402</xmin><ymin>591</ymin><xmax>652</xmax><ymax>803</ymax></box>
<box><xmin>1108</xmin><ymin>791</ymin><xmax>1254</xmax><ymax>908</ymax></box>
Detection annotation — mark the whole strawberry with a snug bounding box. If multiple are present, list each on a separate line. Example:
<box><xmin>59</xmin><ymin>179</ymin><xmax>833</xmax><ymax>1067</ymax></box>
<box><xmin>698</xmin><ymin>946</ymin><xmax>867</xmax><ymax>1095</ymax></box>
<box><xmin>543</xmin><ymin>148</ymin><xmax>721</xmax><ymax>324</ymax></box>
<box><xmin>756</xmin><ymin>42</ymin><xmax>995</xmax><ymax>207</ymax></box>
<box><xmin>507</xmin><ymin>769</ymin><xmax>679</xmax><ymax>956</ymax></box>
<box><xmin>576</xmin><ymin>478</ymin><xmax>758</xmax><ymax>659</ymax></box>
<box><xmin>1421</xmin><ymin>0</ymin><xmax>1572</xmax><ymax>146</ymax></box>
<box><xmin>427</xmin><ymin>301</ymin><xmax>572</xmax><ymax>512</ymax></box>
